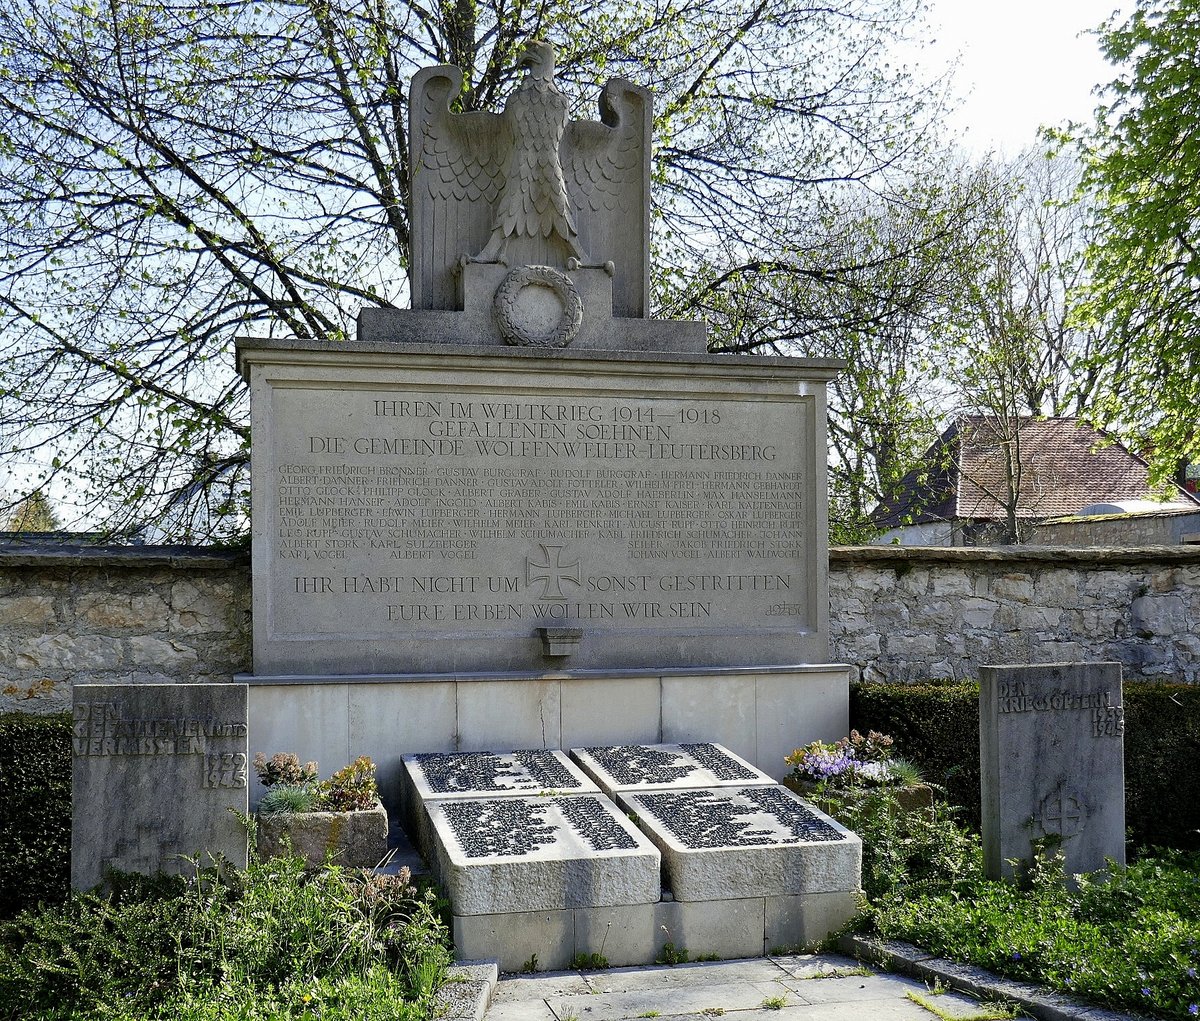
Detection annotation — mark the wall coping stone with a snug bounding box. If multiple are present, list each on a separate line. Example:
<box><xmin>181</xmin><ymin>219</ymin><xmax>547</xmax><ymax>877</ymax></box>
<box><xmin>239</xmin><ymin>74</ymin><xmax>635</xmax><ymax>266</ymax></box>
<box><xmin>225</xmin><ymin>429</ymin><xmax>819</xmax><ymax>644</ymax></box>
<box><xmin>831</xmin><ymin>544</ymin><xmax>1200</xmax><ymax>566</ymax></box>
<box><xmin>0</xmin><ymin>544</ymin><xmax>249</xmax><ymax>570</ymax></box>
<box><xmin>4</xmin><ymin>542</ymin><xmax>1197</xmax><ymax>572</ymax></box>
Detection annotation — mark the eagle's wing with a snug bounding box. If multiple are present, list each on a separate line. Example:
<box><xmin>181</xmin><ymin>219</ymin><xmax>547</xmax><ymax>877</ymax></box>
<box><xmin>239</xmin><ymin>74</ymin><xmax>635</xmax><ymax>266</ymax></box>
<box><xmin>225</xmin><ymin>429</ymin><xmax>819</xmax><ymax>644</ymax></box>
<box><xmin>565</xmin><ymin>79</ymin><xmax>651</xmax><ymax>317</ymax></box>
<box><xmin>409</xmin><ymin>64</ymin><xmax>508</xmax><ymax>310</ymax></box>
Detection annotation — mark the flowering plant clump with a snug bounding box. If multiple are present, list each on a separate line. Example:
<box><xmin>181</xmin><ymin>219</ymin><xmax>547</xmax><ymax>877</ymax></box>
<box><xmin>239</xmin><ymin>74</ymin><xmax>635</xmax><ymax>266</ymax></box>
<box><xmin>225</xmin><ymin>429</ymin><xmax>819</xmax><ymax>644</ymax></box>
<box><xmin>253</xmin><ymin>752</ymin><xmax>379</xmax><ymax>812</ymax></box>
<box><xmin>253</xmin><ymin>752</ymin><xmax>319</xmax><ymax>790</ymax></box>
<box><xmin>785</xmin><ymin>730</ymin><xmax>916</xmax><ymax>788</ymax></box>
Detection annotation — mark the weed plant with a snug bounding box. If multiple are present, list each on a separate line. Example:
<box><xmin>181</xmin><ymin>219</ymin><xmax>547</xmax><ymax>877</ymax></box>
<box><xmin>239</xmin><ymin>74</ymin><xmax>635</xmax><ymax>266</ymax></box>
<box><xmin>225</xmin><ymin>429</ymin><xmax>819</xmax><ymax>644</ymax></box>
<box><xmin>816</xmin><ymin>781</ymin><xmax>1200</xmax><ymax>1020</ymax></box>
<box><xmin>0</xmin><ymin>855</ymin><xmax>450</xmax><ymax>1021</ymax></box>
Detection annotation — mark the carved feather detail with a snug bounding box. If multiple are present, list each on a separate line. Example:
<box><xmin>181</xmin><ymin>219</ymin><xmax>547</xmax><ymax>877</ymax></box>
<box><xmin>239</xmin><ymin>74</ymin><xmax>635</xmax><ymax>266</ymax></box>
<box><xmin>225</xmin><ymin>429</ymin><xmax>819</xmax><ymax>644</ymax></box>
<box><xmin>409</xmin><ymin>48</ymin><xmax>650</xmax><ymax>315</ymax></box>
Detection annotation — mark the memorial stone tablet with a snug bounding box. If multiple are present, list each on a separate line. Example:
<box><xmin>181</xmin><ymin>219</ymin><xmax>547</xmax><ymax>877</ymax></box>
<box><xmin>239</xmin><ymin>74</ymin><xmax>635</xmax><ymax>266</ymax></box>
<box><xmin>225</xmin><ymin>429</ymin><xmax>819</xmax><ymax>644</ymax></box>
<box><xmin>241</xmin><ymin>347</ymin><xmax>834</xmax><ymax>674</ymax></box>
<box><xmin>572</xmin><ymin>742</ymin><xmax>772</xmax><ymax>795</ymax></box>
<box><xmin>427</xmin><ymin>793</ymin><xmax>661</xmax><ymax>913</ymax></box>
<box><xmin>405</xmin><ymin>749</ymin><xmax>597</xmax><ymax>800</ymax></box>
<box><xmin>980</xmin><ymin>662</ymin><xmax>1125</xmax><ymax>880</ymax></box>
<box><xmin>622</xmin><ymin>785</ymin><xmax>860</xmax><ymax>901</ymax></box>
<box><xmin>72</xmin><ymin>683</ymin><xmax>249</xmax><ymax>890</ymax></box>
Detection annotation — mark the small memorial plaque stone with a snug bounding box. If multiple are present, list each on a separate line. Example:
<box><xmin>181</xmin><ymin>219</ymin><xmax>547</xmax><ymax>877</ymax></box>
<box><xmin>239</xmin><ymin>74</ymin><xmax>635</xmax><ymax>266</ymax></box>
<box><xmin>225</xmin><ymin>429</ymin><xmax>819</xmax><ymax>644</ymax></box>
<box><xmin>572</xmin><ymin>742</ymin><xmax>772</xmax><ymax>794</ymax></box>
<box><xmin>72</xmin><ymin>683</ymin><xmax>249</xmax><ymax>890</ymax></box>
<box><xmin>622</xmin><ymin>785</ymin><xmax>861</xmax><ymax>901</ymax></box>
<box><xmin>980</xmin><ymin>662</ymin><xmax>1125</xmax><ymax>881</ymax></box>
<box><xmin>426</xmin><ymin>794</ymin><xmax>660</xmax><ymax>914</ymax></box>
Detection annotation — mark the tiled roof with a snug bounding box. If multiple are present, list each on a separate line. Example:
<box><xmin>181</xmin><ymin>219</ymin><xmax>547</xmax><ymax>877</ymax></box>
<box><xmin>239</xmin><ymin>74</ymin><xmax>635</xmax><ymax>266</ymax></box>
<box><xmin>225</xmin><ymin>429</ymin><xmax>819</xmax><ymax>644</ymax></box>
<box><xmin>874</xmin><ymin>417</ymin><xmax>1200</xmax><ymax>528</ymax></box>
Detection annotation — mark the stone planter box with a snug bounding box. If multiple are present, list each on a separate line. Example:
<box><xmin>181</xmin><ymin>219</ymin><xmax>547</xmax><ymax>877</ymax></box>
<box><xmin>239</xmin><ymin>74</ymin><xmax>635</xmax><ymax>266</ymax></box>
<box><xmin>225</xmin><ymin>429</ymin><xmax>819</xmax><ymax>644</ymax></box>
<box><xmin>782</xmin><ymin>776</ymin><xmax>934</xmax><ymax>816</ymax></box>
<box><xmin>257</xmin><ymin>800</ymin><xmax>389</xmax><ymax>868</ymax></box>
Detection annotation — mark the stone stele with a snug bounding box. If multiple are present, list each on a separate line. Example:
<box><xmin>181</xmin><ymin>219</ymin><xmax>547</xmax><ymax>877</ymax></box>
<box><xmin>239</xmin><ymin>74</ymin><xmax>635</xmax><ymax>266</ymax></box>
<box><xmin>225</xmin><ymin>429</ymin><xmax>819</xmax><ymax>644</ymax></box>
<box><xmin>979</xmin><ymin>662</ymin><xmax>1125</xmax><ymax>881</ymax></box>
<box><xmin>72</xmin><ymin>683</ymin><xmax>249</xmax><ymax>890</ymax></box>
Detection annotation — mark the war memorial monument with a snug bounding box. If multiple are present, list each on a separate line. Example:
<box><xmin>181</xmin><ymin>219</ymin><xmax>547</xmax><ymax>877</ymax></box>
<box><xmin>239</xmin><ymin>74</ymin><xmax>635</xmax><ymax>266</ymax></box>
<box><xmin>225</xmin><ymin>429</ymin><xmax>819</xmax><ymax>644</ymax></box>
<box><xmin>74</xmin><ymin>41</ymin><xmax>864</xmax><ymax>966</ymax></box>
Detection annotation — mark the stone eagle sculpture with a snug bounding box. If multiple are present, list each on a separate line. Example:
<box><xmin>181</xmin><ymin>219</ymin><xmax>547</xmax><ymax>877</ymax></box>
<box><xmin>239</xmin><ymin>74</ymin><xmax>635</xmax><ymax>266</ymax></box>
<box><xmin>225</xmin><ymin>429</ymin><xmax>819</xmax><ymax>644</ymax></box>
<box><xmin>409</xmin><ymin>41</ymin><xmax>651</xmax><ymax>318</ymax></box>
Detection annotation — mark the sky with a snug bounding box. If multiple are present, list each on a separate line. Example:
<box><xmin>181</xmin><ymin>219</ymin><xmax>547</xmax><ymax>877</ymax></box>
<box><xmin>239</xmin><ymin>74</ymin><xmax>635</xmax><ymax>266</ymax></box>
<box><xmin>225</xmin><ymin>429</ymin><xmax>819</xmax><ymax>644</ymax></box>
<box><xmin>919</xmin><ymin>0</ymin><xmax>1124</xmax><ymax>156</ymax></box>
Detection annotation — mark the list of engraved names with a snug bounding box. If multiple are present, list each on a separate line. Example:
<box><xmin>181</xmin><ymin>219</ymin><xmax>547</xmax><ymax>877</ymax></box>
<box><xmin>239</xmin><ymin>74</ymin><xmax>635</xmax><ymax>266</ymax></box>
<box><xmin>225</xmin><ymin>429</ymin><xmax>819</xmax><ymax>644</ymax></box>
<box><xmin>271</xmin><ymin>389</ymin><xmax>811</xmax><ymax>635</ymax></box>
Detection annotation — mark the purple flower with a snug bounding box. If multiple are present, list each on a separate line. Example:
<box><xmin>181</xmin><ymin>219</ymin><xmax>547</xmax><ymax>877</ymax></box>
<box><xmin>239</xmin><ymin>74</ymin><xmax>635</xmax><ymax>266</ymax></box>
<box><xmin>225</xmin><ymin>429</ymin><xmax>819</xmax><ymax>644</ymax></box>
<box><xmin>1189</xmin><ymin>968</ymin><xmax>1197</xmax><ymax>979</ymax></box>
<box><xmin>1010</xmin><ymin>951</ymin><xmax>1021</xmax><ymax>961</ymax></box>
<box><xmin>1141</xmin><ymin>987</ymin><xmax>1151</xmax><ymax>997</ymax></box>
<box><xmin>1189</xmin><ymin>1005</ymin><xmax>1198</xmax><ymax>1016</ymax></box>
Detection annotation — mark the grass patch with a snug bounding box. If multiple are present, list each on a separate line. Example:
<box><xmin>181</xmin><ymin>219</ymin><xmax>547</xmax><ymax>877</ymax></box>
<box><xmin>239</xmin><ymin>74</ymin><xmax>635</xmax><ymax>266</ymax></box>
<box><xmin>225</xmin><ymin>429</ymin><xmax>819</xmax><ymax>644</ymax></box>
<box><xmin>813</xmin><ymin>781</ymin><xmax>1200</xmax><ymax>1020</ymax></box>
<box><xmin>0</xmin><ymin>856</ymin><xmax>451</xmax><ymax>1021</ymax></box>
<box><xmin>873</xmin><ymin>851</ymin><xmax>1200</xmax><ymax>1019</ymax></box>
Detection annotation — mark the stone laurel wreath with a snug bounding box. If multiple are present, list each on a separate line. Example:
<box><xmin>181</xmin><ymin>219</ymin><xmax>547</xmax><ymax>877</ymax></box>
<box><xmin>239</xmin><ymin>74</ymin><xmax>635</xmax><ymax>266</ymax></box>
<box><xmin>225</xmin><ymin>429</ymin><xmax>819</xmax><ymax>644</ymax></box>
<box><xmin>493</xmin><ymin>266</ymin><xmax>584</xmax><ymax>348</ymax></box>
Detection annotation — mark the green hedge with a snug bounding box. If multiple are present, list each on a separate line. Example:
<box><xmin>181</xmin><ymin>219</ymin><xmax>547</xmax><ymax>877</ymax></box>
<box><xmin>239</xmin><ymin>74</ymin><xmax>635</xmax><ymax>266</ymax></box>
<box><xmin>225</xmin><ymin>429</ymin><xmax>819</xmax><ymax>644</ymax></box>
<box><xmin>850</xmin><ymin>681</ymin><xmax>982</xmax><ymax>828</ymax></box>
<box><xmin>850</xmin><ymin>680</ymin><xmax>1200</xmax><ymax>851</ymax></box>
<box><xmin>0</xmin><ymin>712</ymin><xmax>72</xmax><ymax>917</ymax></box>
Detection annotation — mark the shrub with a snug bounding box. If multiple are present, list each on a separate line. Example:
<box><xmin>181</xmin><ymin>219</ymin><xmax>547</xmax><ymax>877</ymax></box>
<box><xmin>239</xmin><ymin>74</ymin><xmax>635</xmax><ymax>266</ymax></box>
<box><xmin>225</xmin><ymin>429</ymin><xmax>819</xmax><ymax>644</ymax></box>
<box><xmin>0</xmin><ymin>856</ymin><xmax>450</xmax><ymax>1020</ymax></box>
<box><xmin>850</xmin><ymin>680</ymin><xmax>1200</xmax><ymax>849</ymax></box>
<box><xmin>0</xmin><ymin>712</ymin><xmax>72</xmax><ymax>917</ymax></box>
<box><xmin>850</xmin><ymin>682</ymin><xmax>980</xmax><ymax>826</ymax></box>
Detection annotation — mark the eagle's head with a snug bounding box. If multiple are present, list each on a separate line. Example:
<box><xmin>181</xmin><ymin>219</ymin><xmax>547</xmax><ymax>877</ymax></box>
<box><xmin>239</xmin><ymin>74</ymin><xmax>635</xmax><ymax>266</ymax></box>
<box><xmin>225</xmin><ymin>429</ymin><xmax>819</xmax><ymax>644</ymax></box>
<box><xmin>519</xmin><ymin>40</ymin><xmax>557</xmax><ymax>83</ymax></box>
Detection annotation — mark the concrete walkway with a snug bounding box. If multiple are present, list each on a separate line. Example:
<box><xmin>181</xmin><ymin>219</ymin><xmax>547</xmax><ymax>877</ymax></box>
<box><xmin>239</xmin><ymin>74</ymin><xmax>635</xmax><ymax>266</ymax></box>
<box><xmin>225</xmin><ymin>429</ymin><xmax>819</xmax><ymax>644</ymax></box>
<box><xmin>465</xmin><ymin>947</ymin><xmax>1151</xmax><ymax>1021</ymax></box>
<box><xmin>482</xmin><ymin>953</ymin><xmax>1030</xmax><ymax>1021</ymax></box>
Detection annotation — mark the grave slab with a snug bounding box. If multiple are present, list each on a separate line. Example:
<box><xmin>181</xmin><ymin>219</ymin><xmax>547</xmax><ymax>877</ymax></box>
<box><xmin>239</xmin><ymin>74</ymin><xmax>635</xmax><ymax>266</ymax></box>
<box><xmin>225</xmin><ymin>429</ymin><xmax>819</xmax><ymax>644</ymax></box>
<box><xmin>403</xmin><ymin>749</ymin><xmax>600</xmax><ymax>862</ymax></box>
<box><xmin>980</xmin><ymin>662</ymin><xmax>1125</xmax><ymax>880</ymax></box>
<box><xmin>622</xmin><ymin>785</ymin><xmax>861</xmax><ymax>902</ymax></box>
<box><xmin>406</xmin><ymin>749</ymin><xmax>598</xmax><ymax>801</ymax></box>
<box><xmin>429</xmin><ymin>794</ymin><xmax>660</xmax><ymax>914</ymax></box>
<box><xmin>572</xmin><ymin>742</ymin><xmax>772</xmax><ymax>796</ymax></box>
<box><xmin>72</xmin><ymin>683</ymin><xmax>248</xmax><ymax>890</ymax></box>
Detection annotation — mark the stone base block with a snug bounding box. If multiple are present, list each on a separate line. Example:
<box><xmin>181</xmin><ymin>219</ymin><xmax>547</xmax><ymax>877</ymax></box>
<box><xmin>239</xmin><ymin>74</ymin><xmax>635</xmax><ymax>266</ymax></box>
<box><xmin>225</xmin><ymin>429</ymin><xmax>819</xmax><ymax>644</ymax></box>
<box><xmin>453</xmin><ymin>892</ymin><xmax>854</xmax><ymax>971</ymax></box>
<box><xmin>571</xmin><ymin>742</ymin><xmax>772</xmax><ymax>796</ymax></box>
<box><xmin>622</xmin><ymin>785</ymin><xmax>861</xmax><ymax>901</ymax></box>
<box><xmin>430</xmin><ymin>794</ymin><xmax>660</xmax><ymax>914</ymax></box>
<box><xmin>257</xmin><ymin>800</ymin><xmax>389</xmax><ymax>868</ymax></box>
<box><xmin>454</xmin><ymin>909</ymin><xmax>577</xmax><ymax>973</ymax></box>
<box><xmin>764</xmin><ymin>890</ymin><xmax>861</xmax><ymax>953</ymax></box>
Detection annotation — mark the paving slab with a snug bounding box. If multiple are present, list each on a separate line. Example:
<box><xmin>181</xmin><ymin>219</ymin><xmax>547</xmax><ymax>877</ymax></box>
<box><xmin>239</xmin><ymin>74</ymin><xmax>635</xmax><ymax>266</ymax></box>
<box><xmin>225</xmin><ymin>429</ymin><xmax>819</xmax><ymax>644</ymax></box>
<box><xmin>482</xmin><ymin>950</ymin><xmax>1148</xmax><ymax>1021</ymax></box>
<box><xmin>584</xmin><ymin>959</ymin><xmax>788</xmax><ymax>993</ymax></box>
<box><xmin>544</xmin><ymin>979</ymin><xmax>794</xmax><ymax>1021</ymax></box>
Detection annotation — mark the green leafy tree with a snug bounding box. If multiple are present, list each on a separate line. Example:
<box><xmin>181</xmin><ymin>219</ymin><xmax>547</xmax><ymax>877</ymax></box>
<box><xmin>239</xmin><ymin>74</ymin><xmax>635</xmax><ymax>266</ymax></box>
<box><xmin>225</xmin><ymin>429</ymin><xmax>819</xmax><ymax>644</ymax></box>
<box><xmin>1074</xmin><ymin>0</ymin><xmax>1200</xmax><ymax>485</ymax></box>
<box><xmin>2</xmin><ymin>491</ymin><xmax>62</xmax><ymax>532</ymax></box>
<box><xmin>0</xmin><ymin>0</ymin><xmax>948</xmax><ymax>537</ymax></box>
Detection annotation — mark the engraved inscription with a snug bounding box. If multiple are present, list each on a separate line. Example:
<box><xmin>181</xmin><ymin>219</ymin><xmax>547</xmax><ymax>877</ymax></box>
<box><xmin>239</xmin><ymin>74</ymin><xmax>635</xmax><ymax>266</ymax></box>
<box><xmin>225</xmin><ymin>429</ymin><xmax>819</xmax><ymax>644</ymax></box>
<box><xmin>72</xmin><ymin>702</ymin><xmax>248</xmax><ymax>757</ymax></box>
<box><xmin>996</xmin><ymin>679</ymin><xmax>1122</xmax><ymax>729</ymax></box>
<box><xmin>270</xmin><ymin>387</ymin><xmax>813</xmax><ymax>638</ymax></box>
<box><xmin>203</xmin><ymin>752</ymin><xmax>249</xmax><ymax>789</ymax></box>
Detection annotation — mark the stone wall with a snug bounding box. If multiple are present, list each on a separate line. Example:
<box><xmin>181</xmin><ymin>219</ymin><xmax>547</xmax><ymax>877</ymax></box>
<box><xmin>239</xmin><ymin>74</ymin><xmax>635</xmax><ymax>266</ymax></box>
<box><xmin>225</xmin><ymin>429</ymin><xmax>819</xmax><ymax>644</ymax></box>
<box><xmin>0</xmin><ymin>547</ymin><xmax>250</xmax><ymax>715</ymax></box>
<box><xmin>830</xmin><ymin>546</ymin><xmax>1200</xmax><ymax>684</ymax></box>
<box><xmin>4</xmin><ymin>544</ymin><xmax>1200</xmax><ymax>716</ymax></box>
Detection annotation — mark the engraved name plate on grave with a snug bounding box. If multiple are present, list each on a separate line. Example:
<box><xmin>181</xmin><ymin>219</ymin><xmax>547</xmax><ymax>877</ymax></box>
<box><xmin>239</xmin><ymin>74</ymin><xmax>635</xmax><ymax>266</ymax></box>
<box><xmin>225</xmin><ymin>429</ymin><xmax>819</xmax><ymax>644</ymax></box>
<box><xmin>572</xmin><ymin>742</ymin><xmax>773</xmax><ymax>795</ymax></box>
<box><xmin>242</xmin><ymin>350</ymin><xmax>832</xmax><ymax>674</ymax></box>
<box><xmin>980</xmin><ymin>662</ymin><xmax>1125</xmax><ymax>881</ymax></box>
<box><xmin>427</xmin><ymin>794</ymin><xmax>661</xmax><ymax>913</ymax></box>
<box><xmin>621</xmin><ymin>785</ymin><xmax>861</xmax><ymax>902</ymax></box>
